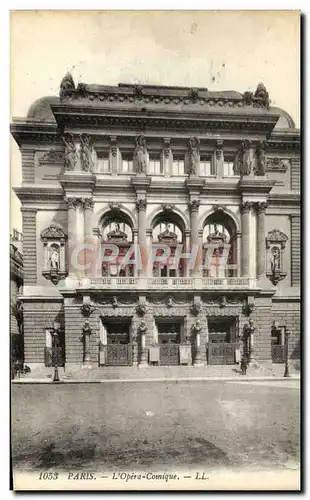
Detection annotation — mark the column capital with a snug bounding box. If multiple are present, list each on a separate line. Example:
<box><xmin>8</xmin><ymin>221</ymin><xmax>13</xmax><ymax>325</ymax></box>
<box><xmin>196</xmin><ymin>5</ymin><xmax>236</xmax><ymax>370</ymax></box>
<box><xmin>136</xmin><ymin>198</ymin><xmax>147</xmax><ymax>211</ymax></box>
<box><xmin>240</xmin><ymin>201</ymin><xmax>254</xmax><ymax>214</ymax></box>
<box><xmin>255</xmin><ymin>201</ymin><xmax>268</xmax><ymax>214</ymax></box>
<box><xmin>188</xmin><ymin>199</ymin><xmax>200</xmax><ymax>213</ymax></box>
<box><xmin>64</xmin><ymin>196</ymin><xmax>79</xmax><ymax>210</ymax></box>
<box><xmin>82</xmin><ymin>197</ymin><xmax>94</xmax><ymax>211</ymax></box>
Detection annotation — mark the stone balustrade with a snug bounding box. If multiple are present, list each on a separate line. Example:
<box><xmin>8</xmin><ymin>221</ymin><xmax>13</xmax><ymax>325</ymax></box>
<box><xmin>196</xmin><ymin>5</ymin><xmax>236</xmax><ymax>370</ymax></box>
<box><xmin>73</xmin><ymin>276</ymin><xmax>257</xmax><ymax>290</ymax></box>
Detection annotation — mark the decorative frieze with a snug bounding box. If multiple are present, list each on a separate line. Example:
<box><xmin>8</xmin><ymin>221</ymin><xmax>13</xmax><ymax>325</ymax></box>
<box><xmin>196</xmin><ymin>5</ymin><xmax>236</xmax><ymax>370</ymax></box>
<box><xmin>266</xmin><ymin>157</ymin><xmax>290</xmax><ymax>172</ymax></box>
<box><xmin>38</xmin><ymin>149</ymin><xmax>65</xmax><ymax>165</ymax></box>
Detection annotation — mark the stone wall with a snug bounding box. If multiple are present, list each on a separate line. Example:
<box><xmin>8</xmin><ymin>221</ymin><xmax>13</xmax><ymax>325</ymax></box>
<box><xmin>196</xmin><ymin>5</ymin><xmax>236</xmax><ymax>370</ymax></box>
<box><xmin>291</xmin><ymin>216</ymin><xmax>300</xmax><ymax>286</ymax></box>
<box><xmin>22</xmin><ymin>209</ymin><xmax>37</xmax><ymax>285</ymax></box>
<box><xmin>290</xmin><ymin>156</ymin><xmax>300</xmax><ymax>191</ymax></box>
<box><xmin>271</xmin><ymin>300</ymin><xmax>300</xmax><ymax>359</ymax></box>
<box><xmin>23</xmin><ymin>300</ymin><xmax>64</xmax><ymax>364</ymax></box>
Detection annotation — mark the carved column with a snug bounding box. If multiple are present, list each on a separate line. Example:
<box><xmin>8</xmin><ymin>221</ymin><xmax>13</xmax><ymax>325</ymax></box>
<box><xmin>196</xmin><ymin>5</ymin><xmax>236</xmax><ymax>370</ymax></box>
<box><xmin>83</xmin><ymin>198</ymin><xmax>94</xmax><ymax>277</ymax></box>
<box><xmin>189</xmin><ymin>200</ymin><xmax>200</xmax><ymax>276</ymax></box>
<box><xmin>136</xmin><ymin>199</ymin><xmax>147</xmax><ymax>276</ymax></box>
<box><xmin>184</xmin><ymin>229</ymin><xmax>191</xmax><ymax>277</ymax></box>
<box><xmin>236</xmin><ymin>231</ymin><xmax>242</xmax><ymax>277</ymax></box>
<box><xmin>240</xmin><ymin>202</ymin><xmax>253</xmax><ymax>277</ymax></box>
<box><xmin>256</xmin><ymin>202</ymin><xmax>267</xmax><ymax>280</ymax></box>
<box><xmin>65</xmin><ymin>197</ymin><xmax>78</xmax><ymax>276</ymax></box>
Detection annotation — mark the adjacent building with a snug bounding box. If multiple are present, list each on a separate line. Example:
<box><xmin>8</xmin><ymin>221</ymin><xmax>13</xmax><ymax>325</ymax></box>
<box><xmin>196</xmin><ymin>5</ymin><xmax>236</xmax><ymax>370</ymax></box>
<box><xmin>11</xmin><ymin>76</ymin><xmax>300</xmax><ymax>372</ymax></box>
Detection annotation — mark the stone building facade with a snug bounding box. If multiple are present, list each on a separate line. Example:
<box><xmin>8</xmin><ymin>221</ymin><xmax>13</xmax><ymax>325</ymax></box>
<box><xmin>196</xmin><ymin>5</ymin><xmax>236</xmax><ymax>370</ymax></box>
<box><xmin>11</xmin><ymin>76</ymin><xmax>300</xmax><ymax>372</ymax></box>
<box><xmin>10</xmin><ymin>229</ymin><xmax>23</xmax><ymax>361</ymax></box>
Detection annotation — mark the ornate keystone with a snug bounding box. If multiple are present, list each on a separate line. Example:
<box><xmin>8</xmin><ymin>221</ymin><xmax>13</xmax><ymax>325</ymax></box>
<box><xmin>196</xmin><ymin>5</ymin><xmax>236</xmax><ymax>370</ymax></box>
<box><xmin>109</xmin><ymin>202</ymin><xmax>121</xmax><ymax>212</ymax></box>
<box><xmin>162</xmin><ymin>203</ymin><xmax>175</xmax><ymax>212</ymax></box>
<box><xmin>190</xmin><ymin>302</ymin><xmax>202</xmax><ymax>316</ymax></box>
<box><xmin>136</xmin><ymin>303</ymin><xmax>147</xmax><ymax>316</ymax></box>
<box><xmin>81</xmin><ymin>303</ymin><xmax>96</xmax><ymax>317</ymax></box>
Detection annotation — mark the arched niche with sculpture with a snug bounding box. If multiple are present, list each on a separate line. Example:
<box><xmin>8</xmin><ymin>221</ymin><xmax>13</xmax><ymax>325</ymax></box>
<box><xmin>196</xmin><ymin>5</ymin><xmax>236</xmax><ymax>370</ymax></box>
<box><xmin>266</xmin><ymin>229</ymin><xmax>288</xmax><ymax>285</ymax></box>
<box><xmin>41</xmin><ymin>224</ymin><xmax>67</xmax><ymax>284</ymax></box>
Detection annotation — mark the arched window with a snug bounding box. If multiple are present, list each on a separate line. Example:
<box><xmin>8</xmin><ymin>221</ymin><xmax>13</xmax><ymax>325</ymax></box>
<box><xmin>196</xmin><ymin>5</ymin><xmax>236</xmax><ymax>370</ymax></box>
<box><xmin>202</xmin><ymin>212</ymin><xmax>237</xmax><ymax>278</ymax></box>
<box><xmin>151</xmin><ymin>212</ymin><xmax>186</xmax><ymax>277</ymax></box>
<box><xmin>100</xmin><ymin>211</ymin><xmax>134</xmax><ymax>277</ymax></box>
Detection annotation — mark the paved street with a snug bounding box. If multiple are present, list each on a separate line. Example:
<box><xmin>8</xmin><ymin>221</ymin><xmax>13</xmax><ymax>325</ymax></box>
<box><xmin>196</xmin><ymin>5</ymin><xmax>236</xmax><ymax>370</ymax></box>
<box><xmin>12</xmin><ymin>380</ymin><xmax>300</xmax><ymax>473</ymax></box>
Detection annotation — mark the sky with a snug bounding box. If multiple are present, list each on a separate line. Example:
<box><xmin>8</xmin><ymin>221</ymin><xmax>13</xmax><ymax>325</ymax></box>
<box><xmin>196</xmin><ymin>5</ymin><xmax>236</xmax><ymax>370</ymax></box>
<box><xmin>10</xmin><ymin>10</ymin><xmax>300</xmax><ymax>232</ymax></box>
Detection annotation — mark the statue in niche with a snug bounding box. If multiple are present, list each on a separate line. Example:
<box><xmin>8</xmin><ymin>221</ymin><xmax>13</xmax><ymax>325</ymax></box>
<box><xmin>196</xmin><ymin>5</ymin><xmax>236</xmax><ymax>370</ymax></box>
<box><xmin>134</xmin><ymin>135</ymin><xmax>148</xmax><ymax>174</ymax></box>
<box><xmin>271</xmin><ymin>247</ymin><xmax>281</xmax><ymax>273</ymax></box>
<box><xmin>63</xmin><ymin>133</ymin><xmax>78</xmax><ymax>171</ymax></box>
<box><xmin>187</xmin><ymin>137</ymin><xmax>200</xmax><ymax>175</ymax></box>
<box><xmin>49</xmin><ymin>246</ymin><xmax>60</xmax><ymax>271</ymax></box>
<box><xmin>80</xmin><ymin>134</ymin><xmax>96</xmax><ymax>172</ymax></box>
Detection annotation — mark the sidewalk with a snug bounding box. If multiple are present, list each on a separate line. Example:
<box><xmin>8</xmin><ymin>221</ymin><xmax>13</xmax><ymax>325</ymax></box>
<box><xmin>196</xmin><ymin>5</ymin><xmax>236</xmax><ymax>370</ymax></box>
<box><xmin>12</xmin><ymin>362</ymin><xmax>300</xmax><ymax>384</ymax></box>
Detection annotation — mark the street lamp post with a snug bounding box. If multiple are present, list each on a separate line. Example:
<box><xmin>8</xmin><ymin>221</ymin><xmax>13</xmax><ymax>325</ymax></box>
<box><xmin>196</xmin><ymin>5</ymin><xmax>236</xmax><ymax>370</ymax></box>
<box><xmin>52</xmin><ymin>320</ymin><xmax>61</xmax><ymax>382</ymax></box>
<box><xmin>284</xmin><ymin>328</ymin><xmax>290</xmax><ymax>378</ymax></box>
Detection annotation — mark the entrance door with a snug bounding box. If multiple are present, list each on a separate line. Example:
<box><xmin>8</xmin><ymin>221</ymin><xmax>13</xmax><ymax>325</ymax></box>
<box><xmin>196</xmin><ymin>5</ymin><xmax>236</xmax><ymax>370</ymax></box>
<box><xmin>101</xmin><ymin>320</ymin><xmax>132</xmax><ymax>366</ymax></box>
<box><xmin>207</xmin><ymin>317</ymin><xmax>236</xmax><ymax>365</ymax></box>
<box><xmin>157</xmin><ymin>321</ymin><xmax>181</xmax><ymax>365</ymax></box>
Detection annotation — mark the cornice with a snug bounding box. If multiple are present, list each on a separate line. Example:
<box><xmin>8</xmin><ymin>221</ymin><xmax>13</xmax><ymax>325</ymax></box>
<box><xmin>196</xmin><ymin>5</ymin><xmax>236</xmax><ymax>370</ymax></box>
<box><xmin>13</xmin><ymin>186</ymin><xmax>64</xmax><ymax>204</ymax></box>
<box><xmin>10</xmin><ymin>121</ymin><xmax>59</xmax><ymax>147</ymax></box>
<box><xmin>51</xmin><ymin>106</ymin><xmax>278</xmax><ymax>134</ymax></box>
<box><xmin>267</xmin><ymin>192</ymin><xmax>300</xmax><ymax>206</ymax></box>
